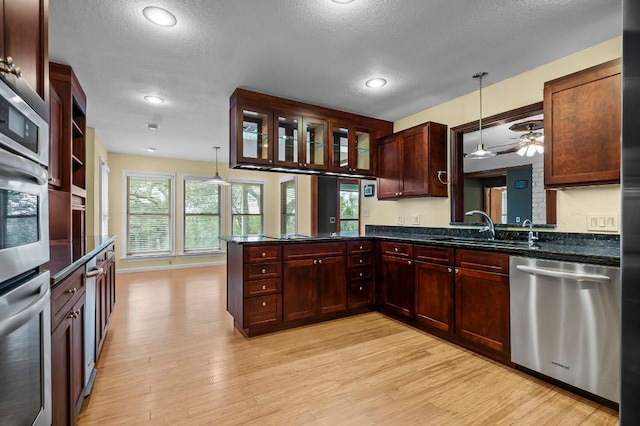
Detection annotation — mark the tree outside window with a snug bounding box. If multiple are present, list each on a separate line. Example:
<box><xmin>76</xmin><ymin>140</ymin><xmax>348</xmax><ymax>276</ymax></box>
<box><xmin>281</xmin><ymin>179</ymin><xmax>296</xmax><ymax>234</ymax></box>
<box><xmin>339</xmin><ymin>179</ymin><xmax>359</xmax><ymax>235</ymax></box>
<box><xmin>183</xmin><ymin>178</ymin><xmax>221</xmax><ymax>252</ymax></box>
<box><xmin>231</xmin><ymin>182</ymin><xmax>264</xmax><ymax>236</ymax></box>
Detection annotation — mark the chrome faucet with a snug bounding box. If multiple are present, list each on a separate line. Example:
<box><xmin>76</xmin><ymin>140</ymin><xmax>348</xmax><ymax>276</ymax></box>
<box><xmin>465</xmin><ymin>210</ymin><xmax>495</xmax><ymax>240</ymax></box>
<box><xmin>522</xmin><ymin>219</ymin><xmax>538</xmax><ymax>246</ymax></box>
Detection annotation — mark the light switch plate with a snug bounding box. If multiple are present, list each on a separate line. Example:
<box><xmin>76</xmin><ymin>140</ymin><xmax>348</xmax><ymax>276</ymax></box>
<box><xmin>412</xmin><ymin>214</ymin><xmax>420</xmax><ymax>225</ymax></box>
<box><xmin>397</xmin><ymin>215</ymin><xmax>404</xmax><ymax>225</ymax></box>
<box><xmin>587</xmin><ymin>214</ymin><xmax>619</xmax><ymax>232</ymax></box>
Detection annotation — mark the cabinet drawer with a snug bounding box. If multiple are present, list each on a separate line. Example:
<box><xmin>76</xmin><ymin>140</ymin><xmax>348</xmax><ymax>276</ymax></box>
<box><xmin>348</xmin><ymin>253</ymin><xmax>373</xmax><ymax>268</ymax></box>
<box><xmin>414</xmin><ymin>245</ymin><xmax>454</xmax><ymax>265</ymax></box>
<box><xmin>96</xmin><ymin>243</ymin><xmax>116</xmax><ymax>264</ymax></box>
<box><xmin>244</xmin><ymin>294</ymin><xmax>282</xmax><ymax>327</ymax></box>
<box><xmin>455</xmin><ymin>249</ymin><xmax>509</xmax><ymax>274</ymax></box>
<box><xmin>244</xmin><ymin>245</ymin><xmax>282</xmax><ymax>263</ymax></box>
<box><xmin>244</xmin><ymin>278</ymin><xmax>281</xmax><ymax>297</ymax></box>
<box><xmin>348</xmin><ymin>240</ymin><xmax>374</xmax><ymax>254</ymax></box>
<box><xmin>348</xmin><ymin>281</ymin><xmax>373</xmax><ymax>308</ymax></box>
<box><xmin>378</xmin><ymin>241</ymin><xmax>413</xmax><ymax>258</ymax></box>
<box><xmin>283</xmin><ymin>242</ymin><xmax>346</xmax><ymax>260</ymax></box>
<box><xmin>349</xmin><ymin>267</ymin><xmax>374</xmax><ymax>282</ymax></box>
<box><xmin>245</xmin><ymin>262</ymin><xmax>282</xmax><ymax>280</ymax></box>
<box><xmin>51</xmin><ymin>267</ymin><xmax>85</xmax><ymax>329</ymax></box>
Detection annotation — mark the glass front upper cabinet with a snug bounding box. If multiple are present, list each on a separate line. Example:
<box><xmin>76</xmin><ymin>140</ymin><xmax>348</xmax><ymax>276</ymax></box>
<box><xmin>302</xmin><ymin>118</ymin><xmax>328</xmax><ymax>170</ymax></box>
<box><xmin>274</xmin><ymin>114</ymin><xmax>301</xmax><ymax>167</ymax></box>
<box><xmin>331</xmin><ymin>125</ymin><xmax>350</xmax><ymax>172</ymax></box>
<box><xmin>239</xmin><ymin>108</ymin><xmax>272</xmax><ymax>165</ymax></box>
<box><xmin>329</xmin><ymin>124</ymin><xmax>374</xmax><ymax>175</ymax></box>
<box><xmin>353</xmin><ymin>128</ymin><xmax>372</xmax><ymax>174</ymax></box>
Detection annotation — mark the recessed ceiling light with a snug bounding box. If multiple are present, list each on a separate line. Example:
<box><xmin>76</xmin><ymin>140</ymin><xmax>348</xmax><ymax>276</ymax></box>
<box><xmin>331</xmin><ymin>0</ymin><xmax>355</xmax><ymax>3</ymax></box>
<box><xmin>146</xmin><ymin>123</ymin><xmax>159</xmax><ymax>130</ymax></box>
<box><xmin>142</xmin><ymin>6</ymin><xmax>177</xmax><ymax>27</ymax></box>
<box><xmin>144</xmin><ymin>95</ymin><xmax>165</xmax><ymax>104</ymax></box>
<box><xmin>147</xmin><ymin>147</ymin><xmax>156</xmax><ymax>152</ymax></box>
<box><xmin>365</xmin><ymin>78</ymin><xmax>387</xmax><ymax>88</ymax></box>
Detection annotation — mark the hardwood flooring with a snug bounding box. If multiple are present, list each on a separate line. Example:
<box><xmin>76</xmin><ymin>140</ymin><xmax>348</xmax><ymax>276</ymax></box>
<box><xmin>78</xmin><ymin>266</ymin><xmax>618</xmax><ymax>425</ymax></box>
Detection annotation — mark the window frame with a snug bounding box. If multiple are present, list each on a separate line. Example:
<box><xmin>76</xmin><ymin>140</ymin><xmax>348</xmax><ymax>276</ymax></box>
<box><xmin>179</xmin><ymin>173</ymin><xmax>224</xmax><ymax>256</ymax></box>
<box><xmin>99</xmin><ymin>157</ymin><xmax>110</xmax><ymax>243</ymax></box>
<box><xmin>280</xmin><ymin>176</ymin><xmax>297</xmax><ymax>235</ymax></box>
<box><xmin>228</xmin><ymin>178</ymin><xmax>266</xmax><ymax>237</ymax></box>
<box><xmin>122</xmin><ymin>170</ymin><xmax>176</xmax><ymax>260</ymax></box>
<box><xmin>337</xmin><ymin>178</ymin><xmax>360</xmax><ymax>235</ymax></box>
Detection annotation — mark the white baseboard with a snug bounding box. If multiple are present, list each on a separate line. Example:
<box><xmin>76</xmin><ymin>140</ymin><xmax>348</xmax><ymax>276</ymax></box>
<box><xmin>116</xmin><ymin>260</ymin><xmax>226</xmax><ymax>274</ymax></box>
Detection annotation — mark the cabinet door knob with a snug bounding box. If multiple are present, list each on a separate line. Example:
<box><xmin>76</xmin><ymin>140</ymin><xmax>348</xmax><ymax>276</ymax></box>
<box><xmin>66</xmin><ymin>287</ymin><xmax>77</xmax><ymax>294</ymax></box>
<box><xmin>359</xmin><ymin>286</ymin><xmax>363</xmax><ymax>291</ymax></box>
<box><xmin>261</xmin><ymin>268</ymin><xmax>266</xmax><ymax>274</ymax></box>
<box><xmin>455</xmin><ymin>268</ymin><xmax>459</xmax><ymax>274</ymax></box>
<box><xmin>269</xmin><ymin>160</ymin><xmax>273</xmax><ymax>164</ymax></box>
<box><xmin>262</xmin><ymin>252</ymin><xmax>266</xmax><ymax>258</ymax></box>
<box><xmin>314</xmin><ymin>259</ymin><xmax>318</xmax><ymax>265</ymax></box>
<box><xmin>318</xmin><ymin>259</ymin><xmax>322</xmax><ymax>264</ymax></box>
<box><xmin>359</xmin><ymin>259</ymin><xmax>363</xmax><ymax>263</ymax></box>
<box><xmin>394</xmin><ymin>247</ymin><xmax>398</xmax><ymax>253</ymax></box>
<box><xmin>448</xmin><ymin>268</ymin><xmax>452</xmax><ymax>273</ymax></box>
<box><xmin>359</xmin><ymin>245</ymin><xmax>363</xmax><ymax>250</ymax></box>
<box><xmin>359</xmin><ymin>272</ymin><xmax>363</xmax><ymax>277</ymax></box>
<box><xmin>399</xmin><ymin>192</ymin><xmax>403</xmax><ymax>196</ymax></box>
<box><xmin>262</xmin><ymin>301</ymin><xmax>267</xmax><ymax>307</ymax></box>
<box><xmin>408</xmin><ymin>260</ymin><xmax>412</xmax><ymax>265</ymax></box>
<box><xmin>261</xmin><ymin>285</ymin><xmax>267</xmax><ymax>290</ymax></box>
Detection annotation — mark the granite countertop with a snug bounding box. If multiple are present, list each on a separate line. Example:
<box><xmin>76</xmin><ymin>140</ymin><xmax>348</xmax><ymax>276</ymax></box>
<box><xmin>221</xmin><ymin>227</ymin><xmax>620</xmax><ymax>266</ymax></box>
<box><xmin>46</xmin><ymin>236</ymin><xmax>118</xmax><ymax>287</ymax></box>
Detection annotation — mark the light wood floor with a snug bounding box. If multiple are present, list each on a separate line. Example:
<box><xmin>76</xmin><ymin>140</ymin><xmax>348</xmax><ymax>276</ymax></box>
<box><xmin>78</xmin><ymin>266</ymin><xmax>618</xmax><ymax>425</ymax></box>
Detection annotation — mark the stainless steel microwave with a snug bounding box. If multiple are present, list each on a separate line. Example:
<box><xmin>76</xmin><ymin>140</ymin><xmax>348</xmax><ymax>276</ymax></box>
<box><xmin>0</xmin><ymin>79</ymin><xmax>48</xmax><ymax>167</ymax></box>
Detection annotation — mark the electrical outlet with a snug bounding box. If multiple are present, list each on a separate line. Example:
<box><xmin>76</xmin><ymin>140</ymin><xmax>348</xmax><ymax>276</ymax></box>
<box><xmin>397</xmin><ymin>215</ymin><xmax>404</xmax><ymax>225</ymax></box>
<box><xmin>587</xmin><ymin>214</ymin><xmax>619</xmax><ymax>232</ymax></box>
<box><xmin>363</xmin><ymin>208</ymin><xmax>370</xmax><ymax>217</ymax></box>
<box><xmin>411</xmin><ymin>214</ymin><xmax>420</xmax><ymax>225</ymax></box>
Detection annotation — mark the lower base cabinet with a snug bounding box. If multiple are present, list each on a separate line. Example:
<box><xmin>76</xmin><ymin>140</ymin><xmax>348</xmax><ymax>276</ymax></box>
<box><xmin>415</xmin><ymin>261</ymin><xmax>454</xmax><ymax>333</ymax></box>
<box><xmin>51</xmin><ymin>267</ymin><xmax>86</xmax><ymax>426</ymax></box>
<box><xmin>95</xmin><ymin>243</ymin><xmax>116</xmax><ymax>360</ymax></box>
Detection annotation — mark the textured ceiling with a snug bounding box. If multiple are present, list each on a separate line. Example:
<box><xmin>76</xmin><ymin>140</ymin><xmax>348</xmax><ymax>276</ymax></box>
<box><xmin>48</xmin><ymin>0</ymin><xmax>622</xmax><ymax>163</ymax></box>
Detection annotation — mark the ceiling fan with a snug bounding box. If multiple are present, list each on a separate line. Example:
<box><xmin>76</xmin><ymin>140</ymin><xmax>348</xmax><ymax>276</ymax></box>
<box><xmin>496</xmin><ymin>119</ymin><xmax>544</xmax><ymax>156</ymax></box>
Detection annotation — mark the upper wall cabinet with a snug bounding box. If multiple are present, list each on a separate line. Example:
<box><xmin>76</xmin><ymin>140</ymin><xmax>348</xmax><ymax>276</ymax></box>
<box><xmin>544</xmin><ymin>59</ymin><xmax>621</xmax><ymax>188</ymax></box>
<box><xmin>0</xmin><ymin>0</ymin><xmax>49</xmax><ymax>120</ymax></box>
<box><xmin>377</xmin><ymin>122</ymin><xmax>448</xmax><ymax>199</ymax></box>
<box><xmin>230</xmin><ymin>88</ymin><xmax>393</xmax><ymax>177</ymax></box>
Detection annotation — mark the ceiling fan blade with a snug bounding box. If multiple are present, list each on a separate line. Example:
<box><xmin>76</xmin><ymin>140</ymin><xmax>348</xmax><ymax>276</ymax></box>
<box><xmin>496</xmin><ymin>145</ymin><xmax>521</xmax><ymax>155</ymax></box>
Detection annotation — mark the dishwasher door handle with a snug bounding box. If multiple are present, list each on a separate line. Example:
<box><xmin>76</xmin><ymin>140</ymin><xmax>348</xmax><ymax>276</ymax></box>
<box><xmin>516</xmin><ymin>265</ymin><xmax>611</xmax><ymax>283</ymax></box>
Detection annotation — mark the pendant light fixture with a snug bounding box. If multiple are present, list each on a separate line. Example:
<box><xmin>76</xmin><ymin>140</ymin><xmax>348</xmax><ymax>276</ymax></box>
<box><xmin>466</xmin><ymin>72</ymin><xmax>496</xmax><ymax>160</ymax></box>
<box><xmin>202</xmin><ymin>146</ymin><xmax>229</xmax><ymax>185</ymax></box>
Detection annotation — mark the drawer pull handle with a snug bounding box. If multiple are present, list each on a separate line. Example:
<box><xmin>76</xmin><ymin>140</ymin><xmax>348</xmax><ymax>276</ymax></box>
<box><xmin>261</xmin><ymin>268</ymin><xmax>266</xmax><ymax>274</ymax></box>
<box><xmin>86</xmin><ymin>267</ymin><xmax>104</xmax><ymax>278</ymax></box>
<box><xmin>448</xmin><ymin>268</ymin><xmax>452</xmax><ymax>273</ymax></box>
<box><xmin>394</xmin><ymin>247</ymin><xmax>398</xmax><ymax>253</ymax></box>
<box><xmin>407</xmin><ymin>260</ymin><xmax>412</xmax><ymax>265</ymax></box>
<box><xmin>455</xmin><ymin>268</ymin><xmax>459</xmax><ymax>274</ymax></box>
<box><xmin>359</xmin><ymin>286</ymin><xmax>363</xmax><ymax>291</ymax></box>
<box><xmin>359</xmin><ymin>259</ymin><xmax>363</xmax><ymax>263</ymax></box>
<box><xmin>359</xmin><ymin>272</ymin><xmax>363</xmax><ymax>277</ymax></box>
<box><xmin>314</xmin><ymin>259</ymin><xmax>318</xmax><ymax>265</ymax></box>
<box><xmin>262</xmin><ymin>252</ymin><xmax>266</xmax><ymax>258</ymax></box>
<box><xmin>318</xmin><ymin>259</ymin><xmax>322</xmax><ymax>264</ymax></box>
<box><xmin>359</xmin><ymin>245</ymin><xmax>363</xmax><ymax>250</ymax></box>
<box><xmin>261</xmin><ymin>285</ymin><xmax>267</xmax><ymax>290</ymax></box>
<box><xmin>262</xmin><ymin>301</ymin><xmax>267</xmax><ymax>307</ymax></box>
<box><xmin>66</xmin><ymin>287</ymin><xmax>77</xmax><ymax>294</ymax></box>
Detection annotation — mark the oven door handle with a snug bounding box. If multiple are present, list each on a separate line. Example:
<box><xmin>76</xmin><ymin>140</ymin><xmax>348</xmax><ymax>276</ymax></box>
<box><xmin>0</xmin><ymin>147</ymin><xmax>48</xmax><ymax>184</ymax></box>
<box><xmin>516</xmin><ymin>265</ymin><xmax>611</xmax><ymax>283</ymax></box>
<box><xmin>0</xmin><ymin>285</ymin><xmax>50</xmax><ymax>339</ymax></box>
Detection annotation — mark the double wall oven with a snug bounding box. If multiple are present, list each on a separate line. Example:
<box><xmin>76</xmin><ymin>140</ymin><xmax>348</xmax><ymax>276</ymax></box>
<box><xmin>0</xmin><ymin>77</ymin><xmax>51</xmax><ymax>426</ymax></box>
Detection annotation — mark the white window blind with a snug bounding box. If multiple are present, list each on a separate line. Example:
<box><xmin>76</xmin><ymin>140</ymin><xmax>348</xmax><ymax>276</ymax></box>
<box><xmin>281</xmin><ymin>179</ymin><xmax>296</xmax><ymax>234</ymax></box>
<box><xmin>339</xmin><ymin>180</ymin><xmax>359</xmax><ymax>235</ymax></box>
<box><xmin>126</xmin><ymin>174</ymin><xmax>173</xmax><ymax>256</ymax></box>
<box><xmin>99</xmin><ymin>159</ymin><xmax>110</xmax><ymax>242</ymax></box>
<box><xmin>183</xmin><ymin>178</ymin><xmax>221</xmax><ymax>252</ymax></box>
<box><xmin>231</xmin><ymin>182</ymin><xmax>263</xmax><ymax>236</ymax></box>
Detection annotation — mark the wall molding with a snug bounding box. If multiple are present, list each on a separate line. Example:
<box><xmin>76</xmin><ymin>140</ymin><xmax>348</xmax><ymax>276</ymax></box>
<box><xmin>116</xmin><ymin>260</ymin><xmax>226</xmax><ymax>274</ymax></box>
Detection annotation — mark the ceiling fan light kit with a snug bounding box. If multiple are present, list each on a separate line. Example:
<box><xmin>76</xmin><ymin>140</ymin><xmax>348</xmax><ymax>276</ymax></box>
<box><xmin>467</xmin><ymin>71</ymin><xmax>496</xmax><ymax>160</ymax></box>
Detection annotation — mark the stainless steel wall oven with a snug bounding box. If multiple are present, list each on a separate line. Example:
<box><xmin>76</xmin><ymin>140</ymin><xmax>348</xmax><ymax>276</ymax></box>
<box><xmin>0</xmin><ymin>77</ymin><xmax>50</xmax><ymax>426</ymax></box>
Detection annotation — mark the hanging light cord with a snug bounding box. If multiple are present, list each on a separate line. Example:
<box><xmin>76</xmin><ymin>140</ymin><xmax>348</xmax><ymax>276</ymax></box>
<box><xmin>473</xmin><ymin>71</ymin><xmax>488</xmax><ymax>147</ymax></box>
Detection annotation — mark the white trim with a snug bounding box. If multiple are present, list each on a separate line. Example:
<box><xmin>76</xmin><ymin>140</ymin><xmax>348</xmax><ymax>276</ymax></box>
<box><xmin>122</xmin><ymin>169</ymin><xmax>176</xmax><ymax>257</ymax></box>
<box><xmin>227</xmin><ymin>178</ymin><xmax>267</xmax><ymax>236</ymax></box>
<box><xmin>179</xmin><ymin>250</ymin><xmax>225</xmax><ymax>258</ymax></box>
<box><xmin>116</xmin><ymin>260</ymin><xmax>226</xmax><ymax>274</ymax></box>
<box><xmin>179</xmin><ymin>173</ymin><xmax>224</xmax><ymax>255</ymax></box>
<box><xmin>99</xmin><ymin>157</ymin><xmax>110</xmax><ymax>243</ymax></box>
<box><xmin>280</xmin><ymin>176</ymin><xmax>298</xmax><ymax>234</ymax></box>
<box><xmin>121</xmin><ymin>254</ymin><xmax>175</xmax><ymax>262</ymax></box>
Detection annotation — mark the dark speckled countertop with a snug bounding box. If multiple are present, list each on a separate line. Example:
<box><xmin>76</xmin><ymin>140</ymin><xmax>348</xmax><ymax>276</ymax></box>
<box><xmin>221</xmin><ymin>227</ymin><xmax>620</xmax><ymax>267</ymax></box>
<box><xmin>45</xmin><ymin>236</ymin><xmax>118</xmax><ymax>287</ymax></box>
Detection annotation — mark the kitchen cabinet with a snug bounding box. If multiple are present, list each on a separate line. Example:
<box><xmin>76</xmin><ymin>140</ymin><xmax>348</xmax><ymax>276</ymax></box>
<box><xmin>95</xmin><ymin>242</ymin><xmax>116</xmax><ymax>360</ymax></box>
<box><xmin>48</xmin><ymin>62</ymin><xmax>87</xmax><ymax>261</ymax></box>
<box><xmin>378</xmin><ymin>241</ymin><xmax>414</xmax><ymax>317</ymax></box>
<box><xmin>544</xmin><ymin>59</ymin><xmax>621</xmax><ymax>188</ymax></box>
<box><xmin>347</xmin><ymin>240</ymin><xmax>374</xmax><ymax>308</ymax></box>
<box><xmin>51</xmin><ymin>266</ymin><xmax>86</xmax><ymax>426</ymax></box>
<box><xmin>454</xmin><ymin>249</ymin><xmax>510</xmax><ymax>363</ymax></box>
<box><xmin>0</xmin><ymin>0</ymin><xmax>49</xmax><ymax>119</ymax></box>
<box><xmin>282</xmin><ymin>242</ymin><xmax>347</xmax><ymax>320</ymax></box>
<box><xmin>226</xmin><ymin>243</ymin><xmax>283</xmax><ymax>336</ymax></box>
<box><xmin>330</xmin><ymin>124</ymin><xmax>376</xmax><ymax>176</ymax></box>
<box><xmin>377</xmin><ymin>121</ymin><xmax>448</xmax><ymax>199</ymax></box>
<box><xmin>414</xmin><ymin>246</ymin><xmax>455</xmax><ymax>334</ymax></box>
<box><xmin>230</xmin><ymin>88</ymin><xmax>392</xmax><ymax>176</ymax></box>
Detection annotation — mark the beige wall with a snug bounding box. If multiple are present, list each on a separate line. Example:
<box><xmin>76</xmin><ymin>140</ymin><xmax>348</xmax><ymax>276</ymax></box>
<box><xmin>105</xmin><ymin>152</ymin><xmax>309</xmax><ymax>271</ymax></box>
<box><xmin>85</xmin><ymin>128</ymin><xmax>109</xmax><ymax>240</ymax></box>
<box><xmin>362</xmin><ymin>36</ymin><xmax>622</xmax><ymax>233</ymax></box>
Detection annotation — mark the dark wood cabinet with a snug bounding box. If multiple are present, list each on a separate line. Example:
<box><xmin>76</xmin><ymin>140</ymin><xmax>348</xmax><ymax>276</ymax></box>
<box><xmin>283</xmin><ymin>242</ymin><xmax>347</xmax><ymax>320</ymax></box>
<box><xmin>377</xmin><ymin>122</ymin><xmax>448</xmax><ymax>200</ymax></box>
<box><xmin>414</xmin><ymin>246</ymin><xmax>455</xmax><ymax>333</ymax></box>
<box><xmin>454</xmin><ymin>249</ymin><xmax>510</xmax><ymax>363</ymax></box>
<box><xmin>0</xmin><ymin>0</ymin><xmax>49</xmax><ymax>119</ymax></box>
<box><xmin>347</xmin><ymin>240</ymin><xmax>374</xmax><ymax>308</ymax></box>
<box><xmin>544</xmin><ymin>59</ymin><xmax>621</xmax><ymax>188</ymax></box>
<box><xmin>48</xmin><ymin>85</ymin><xmax>63</xmax><ymax>188</ymax></box>
<box><xmin>51</xmin><ymin>267</ymin><xmax>86</xmax><ymax>426</ymax></box>
<box><xmin>95</xmin><ymin>242</ymin><xmax>116</xmax><ymax>360</ymax></box>
<box><xmin>378</xmin><ymin>241</ymin><xmax>415</xmax><ymax>317</ymax></box>
<box><xmin>230</xmin><ymin>88</ymin><xmax>392</xmax><ymax>176</ymax></box>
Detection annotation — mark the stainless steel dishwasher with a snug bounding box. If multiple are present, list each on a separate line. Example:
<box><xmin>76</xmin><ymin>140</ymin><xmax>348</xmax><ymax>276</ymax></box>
<box><xmin>510</xmin><ymin>257</ymin><xmax>620</xmax><ymax>403</ymax></box>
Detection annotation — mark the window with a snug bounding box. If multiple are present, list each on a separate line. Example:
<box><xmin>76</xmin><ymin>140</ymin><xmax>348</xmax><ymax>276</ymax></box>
<box><xmin>125</xmin><ymin>172</ymin><xmax>174</xmax><ymax>257</ymax></box>
<box><xmin>231</xmin><ymin>181</ymin><xmax>264</xmax><ymax>236</ymax></box>
<box><xmin>99</xmin><ymin>158</ymin><xmax>110</xmax><ymax>242</ymax></box>
<box><xmin>182</xmin><ymin>176</ymin><xmax>221</xmax><ymax>253</ymax></box>
<box><xmin>338</xmin><ymin>179</ymin><xmax>359</xmax><ymax>235</ymax></box>
<box><xmin>281</xmin><ymin>178</ymin><xmax>296</xmax><ymax>234</ymax></box>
